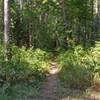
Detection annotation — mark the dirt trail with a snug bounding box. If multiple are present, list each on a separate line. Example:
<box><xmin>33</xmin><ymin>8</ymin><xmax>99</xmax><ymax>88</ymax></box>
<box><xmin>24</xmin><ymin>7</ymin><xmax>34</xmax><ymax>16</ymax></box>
<box><xmin>27</xmin><ymin>57</ymin><xmax>100</xmax><ymax>100</ymax></box>
<box><xmin>38</xmin><ymin>57</ymin><xmax>60</xmax><ymax>100</ymax></box>
<box><xmin>27</xmin><ymin>57</ymin><xmax>83</xmax><ymax>100</ymax></box>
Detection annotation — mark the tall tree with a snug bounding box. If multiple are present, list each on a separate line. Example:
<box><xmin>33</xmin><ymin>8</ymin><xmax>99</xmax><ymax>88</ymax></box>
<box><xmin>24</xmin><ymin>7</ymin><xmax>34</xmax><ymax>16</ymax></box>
<box><xmin>94</xmin><ymin>0</ymin><xmax>99</xmax><ymax>38</ymax></box>
<box><xmin>93</xmin><ymin>0</ymin><xmax>99</xmax><ymax>41</ymax></box>
<box><xmin>4</xmin><ymin>0</ymin><xmax>10</xmax><ymax>61</ymax></box>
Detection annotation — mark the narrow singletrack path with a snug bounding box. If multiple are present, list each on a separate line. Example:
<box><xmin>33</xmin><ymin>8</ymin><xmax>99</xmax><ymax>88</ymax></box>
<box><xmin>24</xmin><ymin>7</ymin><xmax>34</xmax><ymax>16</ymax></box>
<box><xmin>27</xmin><ymin>56</ymin><xmax>61</xmax><ymax>100</ymax></box>
<box><xmin>27</xmin><ymin>56</ymin><xmax>84</xmax><ymax>100</ymax></box>
<box><xmin>38</xmin><ymin>56</ymin><xmax>60</xmax><ymax>100</ymax></box>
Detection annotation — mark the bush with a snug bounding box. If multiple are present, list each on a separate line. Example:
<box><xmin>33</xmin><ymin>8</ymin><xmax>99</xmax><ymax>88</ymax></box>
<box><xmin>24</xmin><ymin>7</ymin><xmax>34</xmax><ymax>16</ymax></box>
<box><xmin>58</xmin><ymin>45</ymin><xmax>100</xmax><ymax>89</ymax></box>
<box><xmin>0</xmin><ymin>46</ymin><xmax>51</xmax><ymax>83</ymax></box>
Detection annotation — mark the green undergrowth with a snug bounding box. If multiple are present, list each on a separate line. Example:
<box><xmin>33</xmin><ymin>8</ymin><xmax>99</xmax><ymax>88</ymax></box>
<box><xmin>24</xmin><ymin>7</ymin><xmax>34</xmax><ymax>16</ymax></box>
<box><xmin>57</xmin><ymin>42</ymin><xmax>100</xmax><ymax>90</ymax></box>
<box><xmin>0</xmin><ymin>46</ymin><xmax>51</xmax><ymax>96</ymax></box>
<box><xmin>0</xmin><ymin>81</ymin><xmax>42</xmax><ymax>100</ymax></box>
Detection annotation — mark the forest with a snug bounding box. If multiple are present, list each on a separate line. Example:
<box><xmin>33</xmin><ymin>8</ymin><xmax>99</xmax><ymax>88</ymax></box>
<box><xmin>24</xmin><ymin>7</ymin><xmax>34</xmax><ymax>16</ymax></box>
<box><xmin>0</xmin><ymin>0</ymin><xmax>100</xmax><ymax>99</ymax></box>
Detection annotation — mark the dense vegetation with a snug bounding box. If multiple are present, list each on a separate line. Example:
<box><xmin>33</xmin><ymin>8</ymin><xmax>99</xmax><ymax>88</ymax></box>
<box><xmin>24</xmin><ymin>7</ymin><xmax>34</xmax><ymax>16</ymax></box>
<box><xmin>58</xmin><ymin>43</ymin><xmax>100</xmax><ymax>90</ymax></box>
<box><xmin>0</xmin><ymin>0</ymin><xmax>100</xmax><ymax>99</ymax></box>
<box><xmin>0</xmin><ymin>46</ymin><xmax>51</xmax><ymax>81</ymax></box>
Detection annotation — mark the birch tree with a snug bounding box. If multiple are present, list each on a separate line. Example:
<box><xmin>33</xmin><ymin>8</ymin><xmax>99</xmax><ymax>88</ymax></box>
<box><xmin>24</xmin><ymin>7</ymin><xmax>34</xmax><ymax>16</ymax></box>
<box><xmin>93</xmin><ymin>0</ymin><xmax>99</xmax><ymax>41</ymax></box>
<box><xmin>4</xmin><ymin>0</ymin><xmax>10</xmax><ymax>61</ymax></box>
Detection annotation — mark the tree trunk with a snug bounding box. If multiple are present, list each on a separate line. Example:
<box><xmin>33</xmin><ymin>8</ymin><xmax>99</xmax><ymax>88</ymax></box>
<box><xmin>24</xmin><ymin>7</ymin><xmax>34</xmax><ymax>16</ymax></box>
<box><xmin>93</xmin><ymin>0</ymin><xmax>99</xmax><ymax>42</ymax></box>
<box><xmin>16</xmin><ymin>0</ymin><xmax>23</xmax><ymax>10</ymax></box>
<box><xmin>61</xmin><ymin>0</ymin><xmax>68</xmax><ymax>49</ymax></box>
<box><xmin>4</xmin><ymin>0</ymin><xmax>10</xmax><ymax>61</ymax></box>
<box><xmin>95</xmin><ymin>0</ymin><xmax>99</xmax><ymax>37</ymax></box>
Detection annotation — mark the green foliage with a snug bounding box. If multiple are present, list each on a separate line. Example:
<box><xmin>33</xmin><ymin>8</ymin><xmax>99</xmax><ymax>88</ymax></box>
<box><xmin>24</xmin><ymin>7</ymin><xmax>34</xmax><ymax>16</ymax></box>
<box><xmin>1</xmin><ymin>0</ymin><xmax>100</xmax><ymax>98</ymax></box>
<box><xmin>0</xmin><ymin>46</ymin><xmax>51</xmax><ymax>83</ymax></box>
<box><xmin>58</xmin><ymin>44</ymin><xmax>100</xmax><ymax>89</ymax></box>
<box><xmin>0</xmin><ymin>81</ymin><xmax>42</xmax><ymax>100</ymax></box>
<box><xmin>9</xmin><ymin>0</ymin><xmax>94</xmax><ymax>49</ymax></box>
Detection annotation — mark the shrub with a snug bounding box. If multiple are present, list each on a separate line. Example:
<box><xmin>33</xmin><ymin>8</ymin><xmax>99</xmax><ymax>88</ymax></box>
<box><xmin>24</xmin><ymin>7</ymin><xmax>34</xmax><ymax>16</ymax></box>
<box><xmin>0</xmin><ymin>46</ymin><xmax>51</xmax><ymax>83</ymax></box>
<box><xmin>57</xmin><ymin>46</ymin><xmax>100</xmax><ymax>89</ymax></box>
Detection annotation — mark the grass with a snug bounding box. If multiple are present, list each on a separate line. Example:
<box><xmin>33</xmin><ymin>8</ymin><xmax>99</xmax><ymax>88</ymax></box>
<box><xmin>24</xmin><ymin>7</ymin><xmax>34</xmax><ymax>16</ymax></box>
<box><xmin>57</xmin><ymin>44</ymin><xmax>100</xmax><ymax>90</ymax></box>
<box><xmin>0</xmin><ymin>44</ymin><xmax>100</xmax><ymax>99</ymax></box>
<box><xmin>0</xmin><ymin>46</ymin><xmax>52</xmax><ymax>99</ymax></box>
<box><xmin>0</xmin><ymin>80</ymin><xmax>43</xmax><ymax>100</ymax></box>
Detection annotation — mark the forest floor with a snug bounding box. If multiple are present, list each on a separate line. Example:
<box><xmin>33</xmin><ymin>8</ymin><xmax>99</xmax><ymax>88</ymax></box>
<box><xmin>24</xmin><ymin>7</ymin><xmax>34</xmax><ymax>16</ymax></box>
<box><xmin>0</xmin><ymin>57</ymin><xmax>100</xmax><ymax>100</ymax></box>
<box><xmin>27</xmin><ymin>57</ymin><xmax>100</xmax><ymax>100</ymax></box>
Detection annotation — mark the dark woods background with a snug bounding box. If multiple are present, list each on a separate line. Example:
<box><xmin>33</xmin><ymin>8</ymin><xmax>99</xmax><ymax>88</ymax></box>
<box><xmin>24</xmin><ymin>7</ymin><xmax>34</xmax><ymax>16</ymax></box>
<box><xmin>1</xmin><ymin>0</ymin><xmax>100</xmax><ymax>51</ymax></box>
